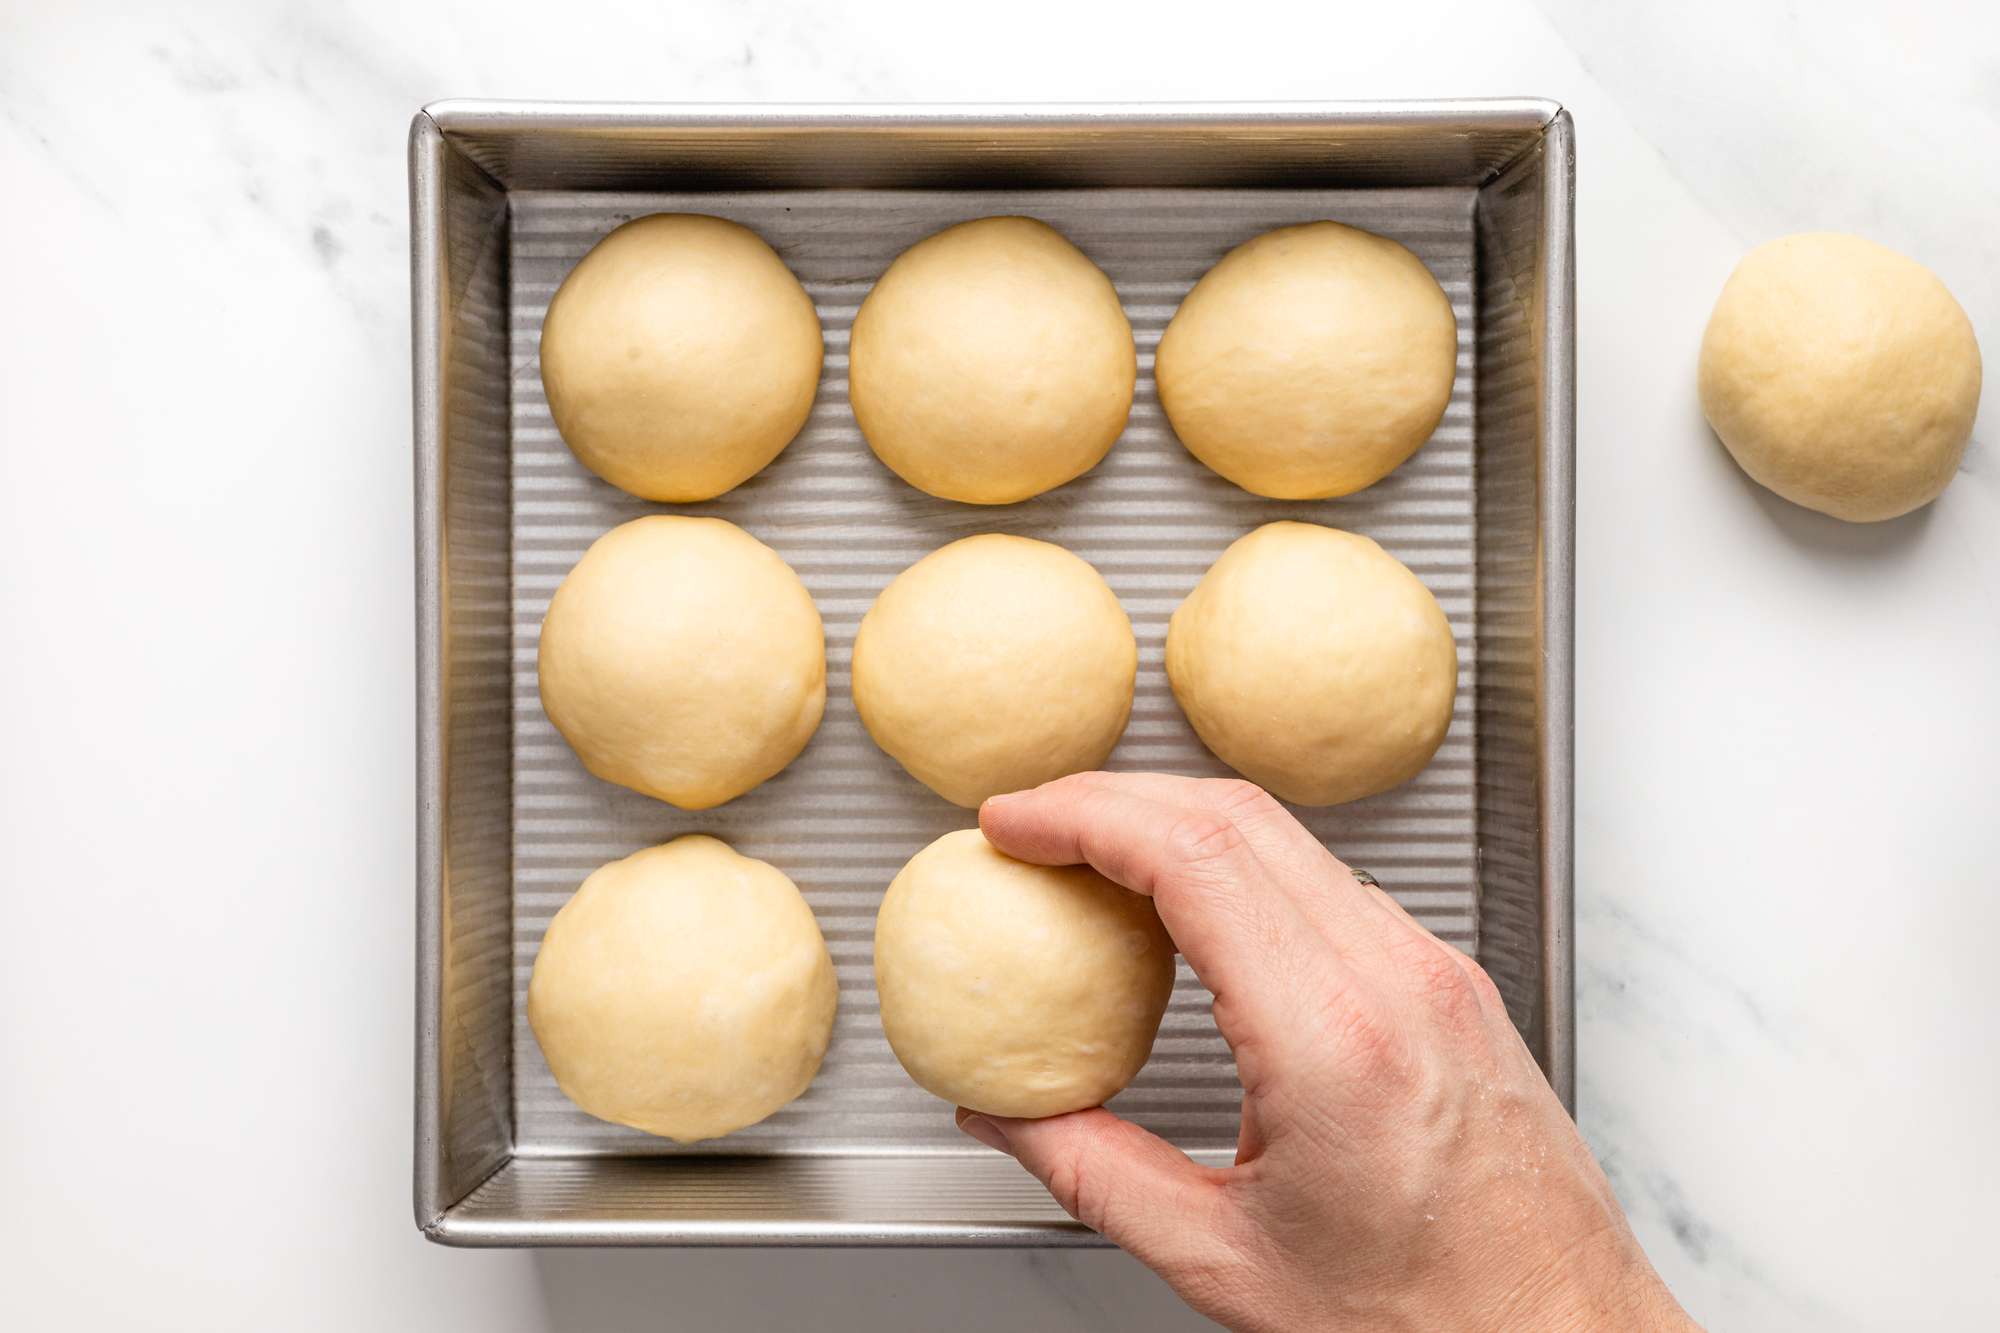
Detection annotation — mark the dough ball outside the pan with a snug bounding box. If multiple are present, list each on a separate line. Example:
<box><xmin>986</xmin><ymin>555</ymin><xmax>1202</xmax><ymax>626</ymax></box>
<box><xmin>1698</xmin><ymin>233</ymin><xmax>1981</xmax><ymax>522</ymax></box>
<box><xmin>537</xmin><ymin>516</ymin><xmax>825</xmax><ymax>810</ymax></box>
<box><xmin>851</xmin><ymin>534</ymin><xmax>1136</xmax><ymax>807</ymax></box>
<box><xmin>528</xmin><ymin>836</ymin><xmax>837</xmax><ymax>1143</ymax></box>
<box><xmin>1155</xmin><ymin>221</ymin><xmax>1458</xmax><ymax>499</ymax></box>
<box><xmin>1166</xmin><ymin>522</ymin><xmax>1458</xmax><ymax>807</ymax></box>
<box><xmin>539</xmin><ymin>213</ymin><xmax>823</xmax><ymax>502</ymax></box>
<box><xmin>873</xmin><ymin>829</ymin><xmax>1175</xmax><ymax>1119</ymax></box>
<box><xmin>849</xmin><ymin>216</ymin><xmax>1136</xmax><ymax>504</ymax></box>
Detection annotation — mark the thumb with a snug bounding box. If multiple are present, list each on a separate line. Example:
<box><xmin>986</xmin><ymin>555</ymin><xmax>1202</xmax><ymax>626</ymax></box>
<box><xmin>957</xmin><ymin>1106</ymin><xmax>1235</xmax><ymax>1270</ymax></box>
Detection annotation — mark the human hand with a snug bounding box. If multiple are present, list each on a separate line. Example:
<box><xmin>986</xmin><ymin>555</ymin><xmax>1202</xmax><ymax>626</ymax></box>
<box><xmin>963</xmin><ymin>772</ymin><xmax>1696</xmax><ymax>1333</ymax></box>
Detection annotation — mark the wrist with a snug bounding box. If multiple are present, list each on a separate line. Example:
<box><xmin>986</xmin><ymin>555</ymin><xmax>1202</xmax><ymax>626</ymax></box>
<box><xmin>1491</xmin><ymin>1224</ymin><xmax>1697</xmax><ymax>1333</ymax></box>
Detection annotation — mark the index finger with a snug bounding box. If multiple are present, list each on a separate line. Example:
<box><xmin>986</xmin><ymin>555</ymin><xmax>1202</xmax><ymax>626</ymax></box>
<box><xmin>980</xmin><ymin>772</ymin><xmax>1340</xmax><ymax>1057</ymax></box>
<box><xmin>1053</xmin><ymin>772</ymin><xmax>1411</xmax><ymax>955</ymax></box>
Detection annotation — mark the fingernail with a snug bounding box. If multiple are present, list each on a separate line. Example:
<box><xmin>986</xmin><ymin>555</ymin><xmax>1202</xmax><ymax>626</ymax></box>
<box><xmin>982</xmin><ymin>792</ymin><xmax>1019</xmax><ymax>812</ymax></box>
<box><xmin>956</xmin><ymin>1109</ymin><xmax>1010</xmax><ymax>1154</ymax></box>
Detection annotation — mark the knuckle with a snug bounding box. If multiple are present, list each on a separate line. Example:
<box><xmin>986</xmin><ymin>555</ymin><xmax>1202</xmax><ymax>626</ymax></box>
<box><xmin>1204</xmin><ymin>777</ymin><xmax>1283</xmax><ymax>822</ymax></box>
<box><xmin>1337</xmin><ymin>1005</ymin><xmax>1400</xmax><ymax>1069</ymax></box>
<box><xmin>1041</xmin><ymin>1151</ymin><xmax>1086</xmax><ymax>1221</ymax></box>
<box><xmin>1046</xmin><ymin>1148</ymin><xmax>1113</xmax><ymax>1235</ymax></box>
<box><xmin>1164</xmin><ymin>811</ymin><xmax>1246</xmax><ymax>870</ymax></box>
<box><xmin>1407</xmin><ymin>945</ymin><xmax>1482</xmax><ymax>1026</ymax></box>
<box><xmin>1314</xmin><ymin>984</ymin><xmax>1412</xmax><ymax>1084</ymax></box>
<box><xmin>1459</xmin><ymin>952</ymin><xmax>1506</xmax><ymax>1010</ymax></box>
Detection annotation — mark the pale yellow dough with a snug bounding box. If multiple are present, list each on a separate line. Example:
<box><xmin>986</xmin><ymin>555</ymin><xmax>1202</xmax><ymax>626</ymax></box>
<box><xmin>1167</xmin><ymin>522</ymin><xmax>1458</xmax><ymax>807</ymax></box>
<box><xmin>873</xmin><ymin>829</ymin><xmax>1174</xmax><ymax>1119</ymax></box>
<box><xmin>537</xmin><ymin>516</ymin><xmax>825</xmax><ymax>810</ymax></box>
<box><xmin>539</xmin><ymin>213</ymin><xmax>823</xmax><ymax>502</ymax></box>
<box><xmin>849</xmin><ymin>216</ymin><xmax>1136</xmax><ymax>504</ymax></box>
<box><xmin>1155</xmin><ymin>220</ymin><xmax>1457</xmax><ymax>499</ymax></box>
<box><xmin>527</xmin><ymin>836</ymin><xmax>837</xmax><ymax>1143</ymax></box>
<box><xmin>1698</xmin><ymin>232</ymin><xmax>1982</xmax><ymax>522</ymax></box>
<box><xmin>852</xmin><ymin>535</ymin><xmax>1136</xmax><ymax>808</ymax></box>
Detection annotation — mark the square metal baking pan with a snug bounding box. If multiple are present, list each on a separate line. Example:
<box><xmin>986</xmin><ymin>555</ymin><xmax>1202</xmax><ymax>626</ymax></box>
<box><xmin>411</xmin><ymin>100</ymin><xmax>1575</xmax><ymax>1247</ymax></box>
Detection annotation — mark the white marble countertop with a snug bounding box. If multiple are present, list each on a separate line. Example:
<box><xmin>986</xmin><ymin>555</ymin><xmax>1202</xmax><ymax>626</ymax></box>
<box><xmin>4</xmin><ymin>1</ymin><xmax>1994</xmax><ymax>1328</ymax></box>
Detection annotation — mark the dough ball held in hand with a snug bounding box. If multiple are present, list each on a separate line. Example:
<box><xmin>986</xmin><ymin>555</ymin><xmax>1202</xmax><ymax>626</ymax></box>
<box><xmin>540</xmin><ymin>213</ymin><xmax>823</xmax><ymax>502</ymax></box>
<box><xmin>849</xmin><ymin>216</ymin><xmax>1136</xmax><ymax>504</ymax></box>
<box><xmin>1156</xmin><ymin>220</ymin><xmax>1458</xmax><ymax>499</ymax></box>
<box><xmin>537</xmin><ymin>516</ymin><xmax>825</xmax><ymax>810</ymax></box>
<box><xmin>852</xmin><ymin>535</ymin><xmax>1137</xmax><ymax>807</ymax></box>
<box><xmin>1167</xmin><ymin>522</ymin><xmax>1458</xmax><ymax>807</ymax></box>
<box><xmin>1699</xmin><ymin>232</ymin><xmax>1981</xmax><ymax>522</ymax></box>
<box><xmin>528</xmin><ymin>836</ymin><xmax>838</xmax><ymax>1143</ymax></box>
<box><xmin>873</xmin><ymin>829</ymin><xmax>1175</xmax><ymax>1120</ymax></box>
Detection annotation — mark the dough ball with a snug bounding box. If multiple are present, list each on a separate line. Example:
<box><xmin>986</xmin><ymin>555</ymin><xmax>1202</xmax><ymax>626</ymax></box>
<box><xmin>528</xmin><ymin>835</ymin><xmax>837</xmax><ymax>1143</ymax></box>
<box><xmin>540</xmin><ymin>213</ymin><xmax>823</xmax><ymax>502</ymax></box>
<box><xmin>852</xmin><ymin>535</ymin><xmax>1136</xmax><ymax>807</ymax></box>
<box><xmin>538</xmin><ymin>516</ymin><xmax>825</xmax><ymax>810</ymax></box>
<box><xmin>873</xmin><ymin>829</ymin><xmax>1174</xmax><ymax>1119</ymax></box>
<box><xmin>1698</xmin><ymin>232</ymin><xmax>1982</xmax><ymax>522</ymax></box>
<box><xmin>1166</xmin><ymin>522</ymin><xmax>1458</xmax><ymax>806</ymax></box>
<box><xmin>1156</xmin><ymin>221</ymin><xmax>1457</xmax><ymax>499</ymax></box>
<box><xmin>850</xmin><ymin>216</ymin><xmax>1136</xmax><ymax>504</ymax></box>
